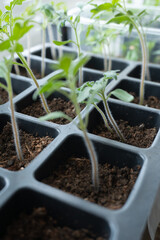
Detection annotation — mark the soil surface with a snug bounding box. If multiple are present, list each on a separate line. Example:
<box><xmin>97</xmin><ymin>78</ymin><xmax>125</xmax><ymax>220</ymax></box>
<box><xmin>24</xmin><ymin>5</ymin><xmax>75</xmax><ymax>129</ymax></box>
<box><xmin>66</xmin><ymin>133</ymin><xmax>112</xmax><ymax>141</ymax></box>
<box><xmin>91</xmin><ymin>119</ymin><xmax>157</xmax><ymax>148</ymax></box>
<box><xmin>1</xmin><ymin>207</ymin><xmax>107</xmax><ymax>240</ymax></box>
<box><xmin>0</xmin><ymin>88</ymin><xmax>9</xmax><ymax>105</ymax></box>
<box><xmin>20</xmin><ymin>97</ymin><xmax>84</xmax><ymax>125</ymax></box>
<box><xmin>13</xmin><ymin>67</ymin><xmax>42</xmax><ymax>79</ymax></box>
<box><xmin>43</xmin><ymin>157</ymin><xmax>140</xmax><ymax>210</ymax></box>
<box><xmin>130</xmin><ymin>92</ymin><xmax>160</xmax><ymax>109</ymax></box>
<box><xmin>0</xmin><ymin>122</ymin><xmax>53</xmax><ymax>171</ymax></box>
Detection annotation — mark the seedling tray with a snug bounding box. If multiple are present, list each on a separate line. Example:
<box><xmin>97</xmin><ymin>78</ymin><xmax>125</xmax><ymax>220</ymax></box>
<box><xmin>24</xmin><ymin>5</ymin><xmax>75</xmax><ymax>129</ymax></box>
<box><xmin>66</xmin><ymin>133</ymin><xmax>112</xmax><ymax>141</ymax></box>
<box><xmin>0</xmin><ymin>43</ymin><xmax>160</xmax><ymax>240</ymax></box>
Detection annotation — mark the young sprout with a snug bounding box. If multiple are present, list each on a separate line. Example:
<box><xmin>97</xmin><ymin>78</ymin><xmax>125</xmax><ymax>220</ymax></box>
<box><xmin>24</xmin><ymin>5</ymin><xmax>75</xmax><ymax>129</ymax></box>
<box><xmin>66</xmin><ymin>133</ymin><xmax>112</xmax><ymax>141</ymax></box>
<box><xmin>53</xmin><ymin>1</ymin><xmax>91</xmax><ymax>86</ymax></box>
<box><xmin>76</xmin><ymin>71</ymin><xmax>134</xmax><ymax>142</ymax></box>
<box><xmin>91</xmin><ymin>0</ymin><xmax>148</xmax><ymax>105</ymax></box>
<box><xmin>0</xmin><ymin>57</ymin><xmax>23</xmax><ymax>161</ymax></box>
<box><xmin>0</xmin><ymin>0</ymin><xmax>50</xmax><ymax>114</ymax></box>
<box><xmin>86</xmin><ymin>24</ymin><xmax>119</xmax><ymax>71</ymax></box>
<box><xmin>34</xmin><ymin>54</ymin><xmax>99</xmax><ymax>191</ymax></box>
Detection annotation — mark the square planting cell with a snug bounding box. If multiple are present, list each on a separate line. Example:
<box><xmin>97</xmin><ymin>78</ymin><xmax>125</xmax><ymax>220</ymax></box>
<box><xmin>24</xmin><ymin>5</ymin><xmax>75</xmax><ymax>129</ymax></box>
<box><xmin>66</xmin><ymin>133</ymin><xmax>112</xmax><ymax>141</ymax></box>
<box><xmin>0</xmin><ymin>114</ymin><xmax>58</xmax><ymax>171</ymax></box>
<box><xmin>128</xmin><ymin>64</ymin><xmax>160</xmax><ymax>83</ymax></box>
<box><xmin>0</xmin><ymin>189</ymin><xmax>109</xmax><ymax>239</ymax></box>
<box><xmin>0</xmin><ymin>77</ymin><xmax>31</xmax><ymax>105</ymax></box>
<box><xmin>111</xmin><ymin>79</ymin><xmax>160</xmax><ymax>109</ymax></box>
<box><xmin>35</xmin><ymin>135</ymin><xmax>143</xmax><ymax>210</ymax></box>
<box><xmin>12</xmin><ymin>56</ymin><xmax>57</xmax><ymax>80</ymax></box>
<box><xmin>87</xmin><ymin>100</ymin><xmax>160</xmax><ymax>148</ymax></box>
<box><xmin>84</xmin><ymin>55</ymin><xmax>128</xmax><ymax>73</ymax></box>
<box><xmin>31</xmin><ymin>46</ymin><xmax>77</xmax><ymax>61</ymax></box>
<box><xmin>15</xmin><ymin>90</ymin><xmax>85</xmax><ymax>125</ymax></box>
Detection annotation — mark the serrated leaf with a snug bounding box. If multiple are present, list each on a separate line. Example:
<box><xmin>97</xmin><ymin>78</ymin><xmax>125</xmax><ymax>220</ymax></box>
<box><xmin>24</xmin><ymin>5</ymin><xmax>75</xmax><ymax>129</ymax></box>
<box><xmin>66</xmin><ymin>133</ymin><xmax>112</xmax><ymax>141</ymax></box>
<box><xmin>91</xmin><ymin>3</ymin><xmax>113</xmax><ymax>15</ymax></box>
<box><xmin>14</xmin><ymin>42</ymin><xmax>23</xmax><ymax>52</ymax></box>
<box><xmin>39</xmin><ymin>111</ymin><xmax>73</xmax><ymax>122</ymax></box>
<box><xmin>70</xmin><ymin>54</ymin><xmax>90</xmax><ymax>76</ymax></box>
<box><xmin>12</xmin><ymin>21</ymin><xmax>33</xmax><ymax>40</ymax></box>
<box><xmin>110</xmin><ymin>89</ymin><xmax>134</xmax><ymax>102</ymax></box>
<box><xmin>108</xmin><ymin>15</ymin><xmax>130</xmax><ymax>24</ymax></box>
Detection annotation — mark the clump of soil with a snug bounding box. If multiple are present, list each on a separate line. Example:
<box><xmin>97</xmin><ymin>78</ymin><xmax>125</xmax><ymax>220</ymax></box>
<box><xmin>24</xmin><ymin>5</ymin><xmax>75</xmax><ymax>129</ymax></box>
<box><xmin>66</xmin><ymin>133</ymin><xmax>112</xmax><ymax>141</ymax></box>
<box><xmin>1</xmin><ymin>207</ymin><xmax>108</xmax><ymax>240</ymax></box>
<box><xmin>20</xmin><ymin>97</ymin><xmax>84</xmax><ymax>125</ymax></box>
<box><xmin>130</xmin><ymin>92</ymin><xmax>160</xmax><ymax>109</ymax></box>
<box><xmin>91</xmin><ymin>119</ymin><xmax>157</xmax><ymax>148</ymax></box>
<box><xmin>43</xmin><ymin>157</ymin><xmax>141</xmax><ymax>210</ymax></box>
<box><xmin>0</xmin><ymin>122</ymin><xmax>53</xmax><ymax>171</ymax></box>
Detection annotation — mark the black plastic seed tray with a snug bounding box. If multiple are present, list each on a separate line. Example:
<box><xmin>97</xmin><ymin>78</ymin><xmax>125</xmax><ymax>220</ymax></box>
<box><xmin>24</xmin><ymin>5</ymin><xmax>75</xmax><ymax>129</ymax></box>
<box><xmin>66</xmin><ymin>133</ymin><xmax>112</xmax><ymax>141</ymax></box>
<box><xmin>0</xmin><ymin>42</ymin><xmax>160</xmax><ymax>240</ymax></box>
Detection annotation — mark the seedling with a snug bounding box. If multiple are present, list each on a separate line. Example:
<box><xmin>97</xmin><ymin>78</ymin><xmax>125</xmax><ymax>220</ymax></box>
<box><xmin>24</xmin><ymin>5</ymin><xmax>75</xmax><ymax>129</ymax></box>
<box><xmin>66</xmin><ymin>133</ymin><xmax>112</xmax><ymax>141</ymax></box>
<box><xmin>0</xmin><ymin>0</ymin><xmax>50</xmax><ymax>114</ymax></box>
<box><xmin>91</xmin><ymin>0</ymin><xmax>148</xmax><ymax>105</ymax></box>
<box><xmin>76</xmin><ymin>71</ymin><xmax>134</xmax><ymax>142</ymax></box>
<box><xmin>53</xmin><ymin>1</ymin><xmax>92</xmax><ymax>86</ymax></box>
<box><xmin>0</xmin><ymin>57</ymin><xmax>23</xmax><ymax>161</ymax></box>
<box><xmin>34</xmin><ymin>54</ymin><xmax>99</xmax><ymax>191</ymax></box>
<box><xmin>86</xmin><ymin>24</ymin><xmax>119</xmax><ymax>71</ymax></box>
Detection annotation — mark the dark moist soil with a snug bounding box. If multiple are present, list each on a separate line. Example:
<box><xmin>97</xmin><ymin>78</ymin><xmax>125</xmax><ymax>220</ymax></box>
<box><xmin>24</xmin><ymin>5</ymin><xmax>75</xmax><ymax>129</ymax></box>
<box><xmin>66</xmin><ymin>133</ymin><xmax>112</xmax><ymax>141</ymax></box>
<box><xmin>91</xmin><ymin>119</ymin><xmax>157</xmax><ymax>148</ymax></box>
<box><xmin>0</xmin><ymin>122</ymin><xmax>53</xmax><ymax>171</ymax></box>
<box><xmin>14</xmin><ymin>67</ymin><xmax>42</xmax><ymax>79</ymax></box>
<box><xmin>1</xmin><ymin>207</ymin><xmax>107</xmax><ymax>240</ymax></box>
<box><xmin>0</xmin><ymin>88</ymin><xmax>9</xmax><ymax>105</ymax></box>
<box><xmin>20</xmin><ymin>97</ymin><xmax>84</xmax><ymax>125</ymax></box>
<box><xmin>130</xmin><ymin>92</ymin><xmax>160</xmax><ymax>109</ymax></box>
<box><xmin>43</xmin><ymin>157</ymin><xmax>140</xmax><ymax>210</ymax></box>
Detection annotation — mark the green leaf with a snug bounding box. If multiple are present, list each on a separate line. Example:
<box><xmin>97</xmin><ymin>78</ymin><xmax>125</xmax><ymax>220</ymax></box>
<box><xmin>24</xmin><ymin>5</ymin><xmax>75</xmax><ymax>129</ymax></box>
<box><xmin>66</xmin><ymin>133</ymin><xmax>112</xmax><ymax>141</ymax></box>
<box><xmin>39</xmin><ymin>111</ymin><xmax>73</xmax><ymax>122</ymax></box>
<box><xmin>91</xmin><ymin>3</ymin><xmax>113</xmax><ymax>15</ymax></box>
<box><xmin>0</xmin><ymin>40</ymin><xmax>11</xmax><ymax>51</ymax></box>
<box><xmin>107</xmin><ymin>15</ymin><xmax>130</xmax><ymax>24</ymax></box>
<box><xmin>110</xmin><ymin>89</ymin><xmax>134</xmax><ymax>102</ymax></box>
<box><xmin>74</xmin><ymin>15</ymin><xmax>80</xmax><ymax>25</ymax></box>
<box><xmin>14</xmin><ymin>42</ymin><xmax>23</xmax><ymax>52</ymax></box>
<box><xmin>0</xmin><ymin>82</ymin><xmax>8</xmax><ymax>91</ymax></box>
<box><xmin>112</xmin><ymin>0</ymin><xmax>120</xmax><ymax>4</ymax></box>
<box><xmin>137</xmin><ymin>9</ymin><xmax>147</xmax><ymax>17</ymax></box>
<box><xmin>70</xmin><ymin>54</ymin><xmax>90</xmax><ymax>76</ymax></box>
<box><xmin>53</xmin><ymin>40</ymin><xmax>76</xmax><ymax>46</ymax></box>
<box><xmin>5</xmin><ymin>6</ymin><xmax>11</xmax><ymax>11</ymax></box>
<box><xmin>129</xmin><ymin>23</ymin><xmax>133</xmax><ymax>35</ymax></box>
<box><xmin>12</xmin><ymin>21</ymin><xmax>33</xmax><ymax>40</ymax></box>
<box><xmin>58</xmin><ymin>56</ymin><xmax>72</xmax><ymax>75</ymax></box>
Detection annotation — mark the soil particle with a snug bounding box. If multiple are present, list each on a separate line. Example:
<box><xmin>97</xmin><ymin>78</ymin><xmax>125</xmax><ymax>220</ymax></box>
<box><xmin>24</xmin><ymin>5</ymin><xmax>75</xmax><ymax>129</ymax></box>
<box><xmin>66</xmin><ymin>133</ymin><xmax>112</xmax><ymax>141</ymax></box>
<box><xmin>20</xmin><ymin>97</ymin><xmax>84</xmax><ymax>125</ymax></box>
<box><xmin>43</xmin><ymin>157</ymin><xmax>141</xmax><ymax>210</ymax></box>
<box><xmin>130</xmin><ymin>92</ymin><xmax>160</xmax><ymax>109</ymax></box>
<box><xmin>1</xmin><ymin>207</ymin><xmax>108</xmax><ymax>240</ymax></box>
<box><xmin>91</xmin><ymin>119</ymin><xmax>157</xmax><ymax>148</ymax></box>
<box><xmin>0</xmin><ymin>122</ymin><xmax>53</xmax><ymax>171</ymax></box>
<box><xmin>15</xmin><ymin>68</ymin><xmax>42</xmax><ymax>79</ymax></box>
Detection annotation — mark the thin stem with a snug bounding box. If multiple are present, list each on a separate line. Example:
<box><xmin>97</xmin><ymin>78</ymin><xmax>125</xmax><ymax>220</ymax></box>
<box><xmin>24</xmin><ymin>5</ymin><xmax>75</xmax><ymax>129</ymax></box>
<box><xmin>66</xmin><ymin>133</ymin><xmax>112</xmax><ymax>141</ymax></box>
<box><xmin>83</xmin><ymin>130</ymin><xmax>99</xmax><ymax>191</ymax></box>
<box><xmin>7</xmin><ymin>72</ymin><xmax>23</xmax><ymax>161</ymax></box>
<box><xmin>14</xmin><ymin>59</ymin><xmax>20</xmax><ymax>75</ymax></box>
<box><xmin>102</xmin><ymin>92</ymin><xmax>125</xmax><ymax>142</ymax></box>
<box><xmin>48</xmin><ymin>23</ymin><xmax>56</xmax><ymax>60</ymax></box>
<box><xmin>93</xmin><ymin>103</ymin><xmax>113</xmax><ymax>132</ymax></box>
<box><xmin>27</xmin><ymin>32</ymin><xmax>31</xmax><ymax>77</ymax></box>
<box><xmin>125</xmin><ymin>15</ymin><xmax>147</xmax><ymax>105</ymax></box>
<box><xmin>103</xmin><ymin>43</ymin><xmax>108</xmax><ymax>72</ymax></box>
<box><xmin>57</xmin><ymin>30</ymin><xmax>63</xmax><ymax>59</ymax></box>
<box><xmin>17</xmin><ymin>52</ymin><xmax>50</xmax><ymax>114</ymax></box>
<box><xmin>41</xmin><ymin>28</ymin><xmax>46</xmax><ymax>78</ymax></box>
<box><xmin>70</xmin><ymin>76</ymin><xmax>99</xmax><ymax>190</ymax></box>
<box><xmin>108</xmin><ymin>43</ymin><xmax>112</xmax><ymax>71</ymax></box>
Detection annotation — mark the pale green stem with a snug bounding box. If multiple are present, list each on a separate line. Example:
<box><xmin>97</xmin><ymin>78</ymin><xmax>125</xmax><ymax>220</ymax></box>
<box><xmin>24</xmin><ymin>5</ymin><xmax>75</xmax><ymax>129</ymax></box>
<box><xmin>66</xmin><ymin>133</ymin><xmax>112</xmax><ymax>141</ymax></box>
<box><xmin>48</xmin><ymin>23</ymin><xmax>56</xmax><ymax>60</ymax></box>
<box><xmin>93</xmin><ymin>103</ymin><xmax>113</xmax><ymax>132</ymax></box>
<box><xmin>17</xmin><ymin>52</ymin><xmax>50</xmax><ymax>114</ymax></box>
<box><xmin>7</xmin><ymin>72</ymin><xmax>23</xmax><ymax>161</ymax></box>
<box><xmin>57</xmin><ymin>30</ymin><xmax>63</xmax><ymax>58</ymax></box>
<box><xmin>108</xmin><ymin>44</ymin><xmax>112</xmax><ymax>71</ymax></box>
<box><xmin>102</xmin><ymin>92</ymin><xmax>125</xmax><ymax>142</ymax></box>
<box><xmin>70</xmin><ymin>77</ymin><xmax>99</xmax><ymax>191</ymax></box>
<box><xmin>14</xmin><ymin>59</ymin><xmax>20</xmax><ymax>75</ymax></box>
<box><xmin>103</xmin><ymin>43</ymin><xmax>108</xmax><ymax>72</ymax></box>
<box><xmin>125</xmin><ymin>16</ymin><xmax>147</xmax><ymax>105</ymax></box>
<box><xmin>41</xmin><ymin>28</ymin><xmax>46</xmax><ymax>78</ymax></box>
<box><xmin>27</xmin><ymin>32</ymin><xmax>31</xmax><ymax>77</ymax></box>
